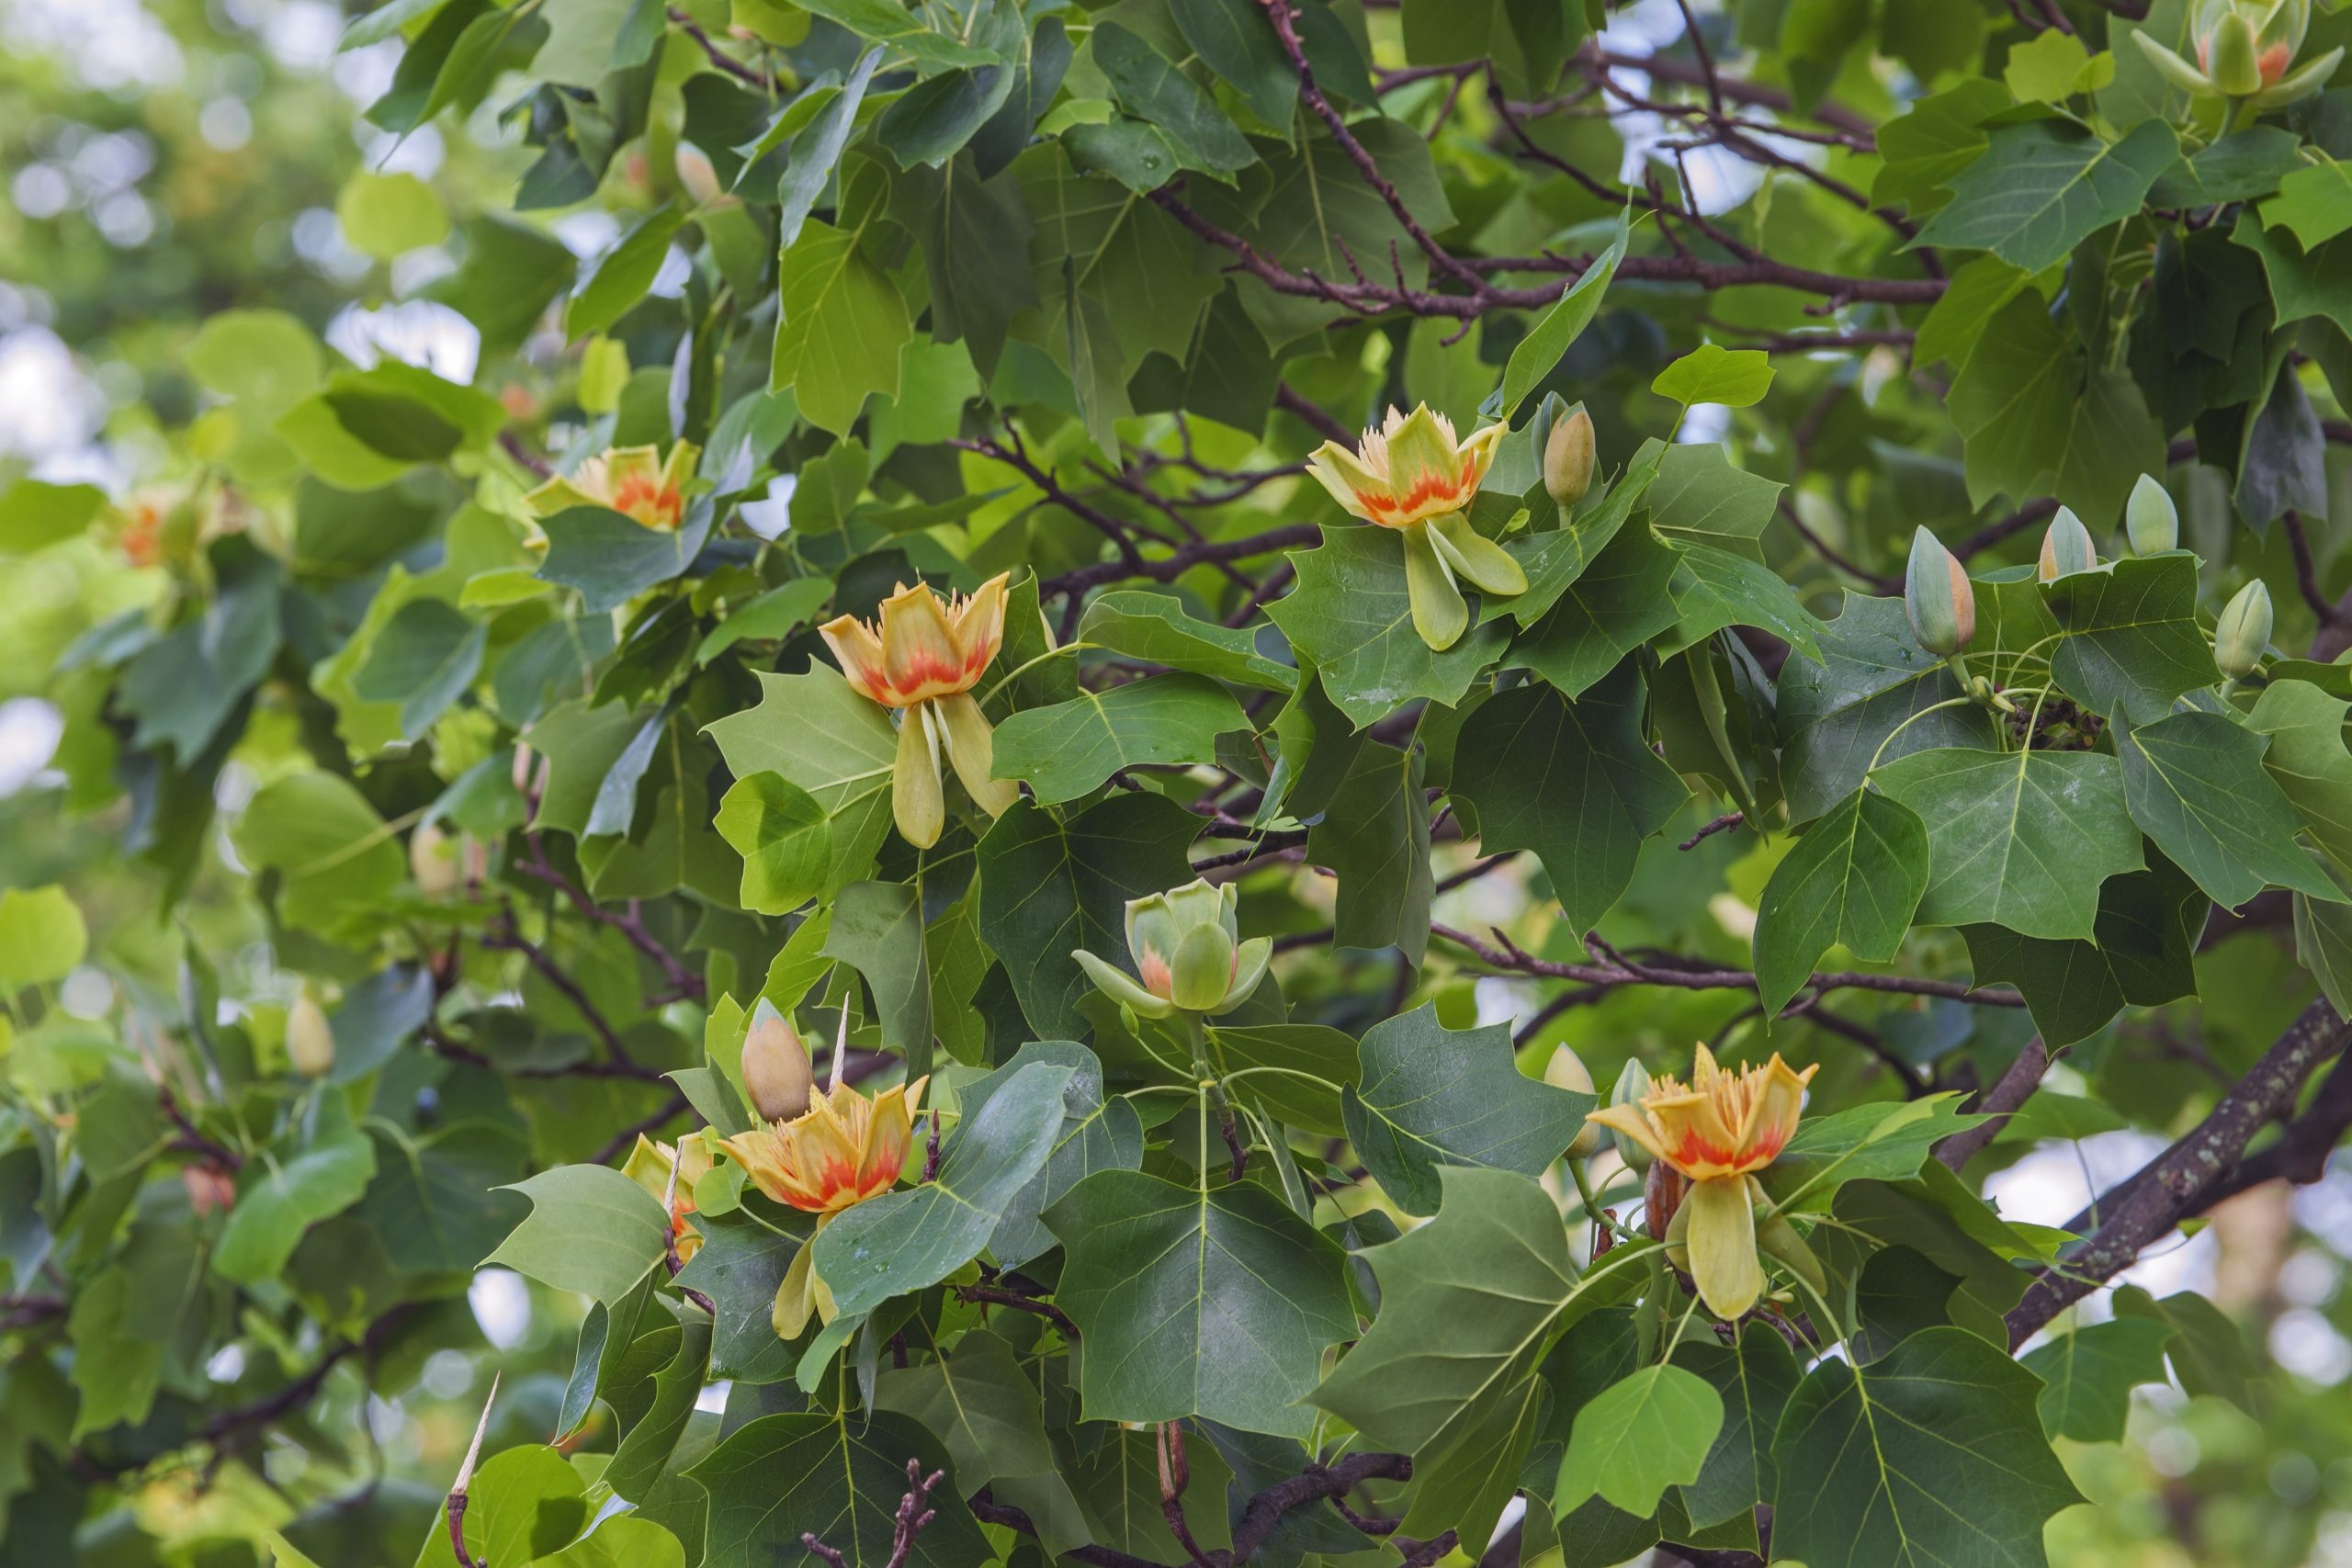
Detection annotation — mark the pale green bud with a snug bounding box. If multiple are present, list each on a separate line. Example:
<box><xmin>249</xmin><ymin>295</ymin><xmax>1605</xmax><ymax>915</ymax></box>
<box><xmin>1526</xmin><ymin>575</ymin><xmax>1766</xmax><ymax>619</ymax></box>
<box><xmin>288</xmin><ymin>989</ymin><xmax>335</xmax><ymax>1078</ymax></box>
<box><xmin>2038</xmin><ymin>507</ymin><xmax>2097</xmax><ymax>581</ymax></box>
<box><xmin>2126</xmin><ymin>475</ymin><xmax>2178</xmax><ymax>557</ymax></box>
<box><xmin>1542</xmin><ymin>408</ymin><xmax>1596</xmax><ymax>507</ymax></box>
<box><xmin>2214</xmin><ymin>580</ymin><xmax>2273</xmax><ymax>679</ymax></box>
<box><xmin>1608</xmin><ymin>1058</ymin><xmax>1654</xmax><ymax>1172</ymax></box>
<box><xmin>1904</xmin><ymin>527</ymin><xmax>1975</xmax><ymax>657</ymax></box>
<box><xmin>1546</xmin><ymin>1045</ymin><xmax>1604</xmax><ymax>1158</ymax></box>
<box><xmin>1078</xmin><ymin>877</ymin><xmax>1272</xmax><ymax>1018</ymax></box>
<box><xmin>742</xmin><ymin>1007</ymin><xmax>814</xmax><ymax>1122</ymax></box>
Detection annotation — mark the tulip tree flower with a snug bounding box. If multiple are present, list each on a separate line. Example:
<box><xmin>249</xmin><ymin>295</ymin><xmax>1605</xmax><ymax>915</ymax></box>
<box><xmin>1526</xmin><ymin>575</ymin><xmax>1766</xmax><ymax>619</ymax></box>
<box><xmin>1072</xmin><ymin>878</ymin><xmax>1272</xmax><ymax>1021</ymax></box>
<box><xmin>819</xmin><ymin>573</ymin><xmax>1022</xmax><ymax>849</ymax></box>
<box><xmin>625</xmin><ymin>1133</ymin><xmax>715</xmax><ymax>1264</ymax></box>
<box><xmin>2135</xmin><ymin>0</ymin><xmax>2341</xmax><ymax>112</ymax></box>
<box><xmin>719</xmin><ymin>1013</ymin><xmax>929</xmax><ymax>1337</ymax></box>
<box><xmin>523</xmin><ymin>441</ymin><xmax>699</xmax><ymax>532</ymax></box>
<box><xmin>1306</xmin><ymin>402</ymin><xmax>1527</xmax><ymax>651</ymax></box>
<box><xmin>1585</xmin><ymin>1044</ymin><xmax>1818</xmax><ymax>1319</ymax></box>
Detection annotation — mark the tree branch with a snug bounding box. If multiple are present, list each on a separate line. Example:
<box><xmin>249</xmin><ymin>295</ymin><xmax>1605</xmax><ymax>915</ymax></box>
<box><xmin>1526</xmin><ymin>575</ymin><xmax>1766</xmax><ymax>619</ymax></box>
<box><xmin>1935</xmin><ymin>1036</ymin><xmax>2050</xmax><ymax>1171</ymax></box>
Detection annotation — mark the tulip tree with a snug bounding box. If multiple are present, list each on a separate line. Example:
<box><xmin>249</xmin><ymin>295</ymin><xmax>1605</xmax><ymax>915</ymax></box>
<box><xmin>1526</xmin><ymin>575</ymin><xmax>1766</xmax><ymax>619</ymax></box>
<box><xmin>17</xmin><ymin>0</ymin><xmax>2352</xmax><ymax>1564</ymax></box>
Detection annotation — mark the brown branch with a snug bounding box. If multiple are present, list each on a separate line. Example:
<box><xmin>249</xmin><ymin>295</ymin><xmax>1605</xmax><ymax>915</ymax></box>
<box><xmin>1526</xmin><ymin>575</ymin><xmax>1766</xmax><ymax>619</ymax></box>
<box><xmin>806</xmin><ymin>1460</ymin><xmax>944</xmax><ymax>1568</ymax></box>
<box><xmin>1935</xmin><ymin>1036</ymin><xmax>2050</xmax><ymax>1171</ymax></box>
<box><xmin>1776</xmin><ymin>498</ymin><xmax>1896</xmax><ymax>592</ymax></box>
<box><xmin>955</xmin><ymin>1281</ymin><xmax>1080</xmax><ymax>1339</ymax></box>
<box><xmin>1275</xmin><ymin>383</ymin><xmax>1355</xmax><ymax>446</ymax></box>
<box><xmin>666</xmin><ymin>6</ymin><xmax>774</xmax><ymax>89</ymax></box>
<box><xmin>1042</xmin><ymin>523</ymin><xmax>1321</xmax><ymax>600</ymax></box>
<box><xmin>513</xmin><ymin>830</ymin><xmax>704</xmax><ymax>999</ymax></box>
<box><xmin>2006</xmin><ymin>998</ymin><xmax>2352</xmax><ymax>1347</ymax></box>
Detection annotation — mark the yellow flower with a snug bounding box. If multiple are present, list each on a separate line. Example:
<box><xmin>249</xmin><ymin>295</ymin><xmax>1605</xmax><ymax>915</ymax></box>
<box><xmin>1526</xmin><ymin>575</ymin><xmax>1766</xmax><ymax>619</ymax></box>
<box><xmin>523</xmin><ymin>442</ymin><xmax>697</xmax><ymax>532</ymax></box>
<box><xmin>1301</xmin><ymin>402</ymin><xmax>1526</xmax><ymax>651</ymax></box>
<box><xmin>1585</xmin><ymin>1044</ymin><xmax>1816</xmax><ymax>1319</ymax></box>
<box><xmin>623</xmin><ymin>1133</ymin><xmax>715</xmax><ymax>1264</ymax></box>
<box><xmin>720</xmin><ymin>1076</ymin><xmax>928</xmax><ymax>1217</ymax></box>
<box><xmin>1306</xmin><ymin>403</ymin><xmax>1505</xmax><ymax>530</ymax></box>
<box><xmin>819</xmin><ymin>574</ymin><xmax>1020</xmax><ymax>848</ymax></box>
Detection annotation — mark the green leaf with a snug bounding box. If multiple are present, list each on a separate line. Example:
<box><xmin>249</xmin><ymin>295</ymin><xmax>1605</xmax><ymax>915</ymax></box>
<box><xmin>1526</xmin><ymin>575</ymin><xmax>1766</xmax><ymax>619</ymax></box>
<box><xmin>2041</xmin><ymin>554</ymin><xmax>2218</xmax><ymax>721</ymax></box>
<box><xmin>706</xmin><ymin>666</ymin><xmax>899</xmax><ymax>897</ymax></box>
<box><xmin>2113</xmin><ymin>1285</ymin><xmax>2261</xmax><ymax>1412</ymax></box>
<box><xmin>2020</xmin><ymin>1316</ymin><xmax>2175</xmax><ymax>1442</ymax></box>
<box><xmin>1760</xmin><ymin>1093</ymin><xmax>1979</xmax><ymax>1213</ymax></box>
<box><xmin>1771</xmin><ymin>1327</ymin><xmax>2083</xmax><ymax>1568</ymax></box>
<box><xmin>1046</xmin><ymin>1168</ymin><xmax>1353</xmax><ymax>1438</ymax></box>
<box><xmin>959</xmin><ymin>1040</ymin><xmax>1141</xmax><ymax>1266</ymax></box>
<box><xmin>1663</xmin><ymin>542</ymin><xmax>1824</xmax><ymax>662</ymax></box>
<box><xmin>772</xmin><ymin>217</ymin><xmax>910</xmax><ymax>434</ymax></box>
<box><xmin>537</xmin><ymin>504</ymin><xmax>716</xmax><ymax>616</ymax></box>
<box><xmin>1556</xmin><ymin>1364</ymin><xmax>1724</xmax><ymax>1518</ymax></box>
<box><xmin>695</xmin><ymin>577</ymin><xmax>834</xmax><ymax>665</ymax></box>
<box><xmin>2149</xmin><ymin>126</ymin><xmax>2308</xmax><ymax>205</ymax></box>
<box><xmin>231</xmin><ymin>770</ymin><xmax>406</xmax><ymax>939</ymax></box>
<box><xmin>1498</xmin><ymin>437</ymin><xmax>1666</xmax><ymax>629</ymax></box>
<box><xmin>791</xmin><ymin>0</ymin><xmax>997</xmax><ymax>70</ymax></box>
<box><xmin>2003</xmin><ymin>29</ymin><xmax>2102</xmax><ymax>102</ymax></box>
<box><xmin>216</xmin><ymin>1128</ymin><xmax>379</xmax><ymax>1284</ymax></box>
<box><xmin>1306</xmin><ymin>739</ymin><xmax>1434</xmax><ymax>963</ymax></box>
<box><xmin>778</xmin><ymin>50</ymin><xmax>883</xmax><ymax>246</ymax></box>
<box><xmin>0</xmin><ymin>886</ymin><xmax>88</xmax><ymax>993</ymax></box>
<box><xmin>1652</xmin><ymin>344</ymin><xmax>1774</xmax><ymax>409</ymax></box>
<box><xmin>974</xmin><ymin>793</ymin><xmax>1199</xmax><ymax>1037</ymax></box>
<box><xmin>0</xmin><ymin>476</ymin><xmax>104</xmax><ymax>553</ymax></box>
<box><xmin>814</xmin><ymin>1061</ymin><xmax>1070</xmax><ymax>1314</ymax></box>
<box><xmin>1510</xmin><ymin>517</ymin><xmax>1682</xmax><ymax>698</ymax></box>
<box><xmin>1952</xmin><ymin>290</ymin><xmax>2167</xmax><ymax>523</ymax></box>
<box><xmin>2115</xmin><ymin>710</ymin><xmax>2340</xmax><ymax>907</ymax></box>
<box><xmin>532</xmin><ymin>1517</ymin><xmax>687</xmax><ymax>1568</ymax></box>
<box><xmin>444</xmin><ymin>1447</ymin><xmax>589</xmax><ymax>1567</ymax></box>
<box><xmin>1342</xmin><ymin>1003</ymin><xmax>1593</xmax><ymax>1215</ymax></box>
<box><xmin>673</xmin><ymin>1209</ymin><xmax>807</xmax><ymax>1384</ymax></box>
<box><xmin>1872</xmin><ymin>77</ymin><xmax>2008</xmax><ymax>214</ymax></box>
<box><xmin>1203</xmin><ymin>1021</ymin><xmax>1361</xmax><ymax>1135</ymax></box>
<box><xmin>1753</xmin><ymin>786</ymin><xmax>1930</xmax><ymax>1014</ymax></box>
<box><xmin>566</xmin><ymin>204</ymin><xmax>686</xmax><ymax>339</ymax></box>
<box><xmin>1270</xmin><ymin>525</ymin><xmax>1510</xmax><ymax>728</ymax></box>
<box><xmin>1676</xmin><ymin>1323</ymin><xmax>1803</xmax><ymax>1529</ymax></box>
<box><xmin>1961</xmin><ymin>853</ymin><xmax>2207</xmax><ymax>1047</ymax></box>
<box><xmin>1914</xmin><ymin>118</ymin><xmax>2177</xmax><ymax>273</ymax></box>
<box><xmin>2246</xmin><ymin>681</ymin><xmax>2352</xmax><ymax>874</ymax></box>
<box><xmin>823</xmin><ymin>880</ymin><xmax>933</xmax><ymax>1074</ymax></box>
<box><xmin>689</xmin><ymin>1411</ymin><xmax>989</xmax><ymax>1568</ymax></box>
<box><xmin>1076</xmin><ymin>591</ymin><xmax>1297</xmax><ymax>691</ymax></box>
<box><xmin>1451</xmin><ymin>666</ymin><xmax>1689</xmax><ymax>931</ymax></box>
<box><xmin>352</xmin><ymin>599</ymin><xmax>485</xmax><ymax>740</ymax></box>
<box><xmin>872</xmin><ymin>1330</ymin><xmax>1077</xmax><ymax>1536</ymax></box>
<box><xmin>1501</xmin><ymin>216</ymin><xmax>1628</xmax><ymax>418</ymax></box>
<box><xmin>713</xmin><ymin>772</ymin><xmax>829</xmax><ymax>915</ymax></box>
<box><xmin>2233</xmin><ymin>206</ymin><xmax>2352</xmax><ymax>333</ymax></box>
<box><xmin>1313</xmin><ymin>1168</ymin><xmax>1645</xmax><ymax>1459</ymax></box>
<box><xmin>1170</xmin><ymin>0</ymin><xmax>1295</xmax><ymax>129</ymax></box>
<box><xmin>353</xmin><ymin>1122</ymin><xmax>529</xmax><ymax>1274</ymax></box>
<box><xmin>1871</xmin><ymin>745</ymin><xmax>2143</xmax><ymax>941</ymax></box>
<box><xmin>2261</xmin><ymin>156</ymin><xmax>2352</xmax><ymax>250</ymax></box>
<box><xmin>1644</xmin><ymin>444</ymin><xmax>1783</xmax><ymax>561</ymax></box>
<box><xmin>1779</xmin><ymin>592</ymin><xmax>2000</xmax><ymax>823</ymax></box>
<box><xmin>485</xmin><ymin>1164</ymin><xmax>671</xmax><ymax>1309</ymax></box>
<box><xmin>991</xmin><ymin>673</ymin><xmax>1248</xmax><ymax>803</ymax></box>
<box><xmin>1092</xmin><ymin>22</ymin><xmax>1253</xmax><ymax>177</ymax></box>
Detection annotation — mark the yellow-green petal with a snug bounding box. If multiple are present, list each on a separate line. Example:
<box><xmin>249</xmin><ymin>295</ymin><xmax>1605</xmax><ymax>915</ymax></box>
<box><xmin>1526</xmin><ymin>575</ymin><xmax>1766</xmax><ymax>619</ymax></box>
<box><xmin>1684</xmin><ymin>1175</ymin><xmax>1765</xmax><ymax>1319</ymax></box>
<box><xmin>1400</xmin><ymin>521</ymin><xmax>1468</xmax><ymax>650</ymax></box>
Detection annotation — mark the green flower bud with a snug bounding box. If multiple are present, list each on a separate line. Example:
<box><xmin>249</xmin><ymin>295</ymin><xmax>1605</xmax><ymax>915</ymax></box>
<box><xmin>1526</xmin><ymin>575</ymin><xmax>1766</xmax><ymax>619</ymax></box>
<box><xmin>2126</xmin><ymin>474</ymin><xmax>2178</xmax><ymax>557</ymax></box>
<box><xmin>1608</xmin><ymin>1058</ymin><xmax>1654</xmax><ymax>1172</ymax></box>
<box><xmin>1546</xmin><ymin>1045</ymin><xmax>1604</xmax><ymax>1158</ymax></box>
<box><xmin>742</xmin><ymin>1006</ymin><xmax>815</xmax><ymax>1122</ymax></box>
<box><xmin>1542</xmin><ymin>407</ymin><xmax>1596</xmax><ymax>507</ymax></box>
<box><xmin>1074</xmin><ymin>877</ymin><xmax>1273</xmax><ymax>1019</ymax></box>
<box><xmin>2214</xmin><ymin>579</ymin><xmax>2273</xmax><ymax>678</ymax></box>
<box><xmin>2209</xmin><ymin>9</ymin><xmax>2264</xmax><ymax>93</ymax></box>
<box><xmin>1904</xmin><ymin>527</ymin><xmax>1975</xmax><ymax>657</ymax></box>
<box><xmin>2038</xmin><ymin>506</ymin><xmax>2097</xmax><ymax>581</ymax></box>
<box><xmin>288</xmin><ymin>989</ymin><xmax>335</xmax><ymax>1079</ymax></box>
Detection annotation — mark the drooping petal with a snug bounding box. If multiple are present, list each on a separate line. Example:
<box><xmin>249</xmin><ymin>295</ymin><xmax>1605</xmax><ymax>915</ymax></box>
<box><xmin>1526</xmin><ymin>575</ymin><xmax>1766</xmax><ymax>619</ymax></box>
<box><xmin>1428</xmin><ymin>511</ymin><xmax>1528</xmax><ymax>598</ymax></box>
<box><xmin>1684</xmin><ymin>1174</ymin><xmax>1766</xmax><ymax>1319</ymax></box>
<box><xmin>933</xmin><ymin>691</ymin><xmax>1021</xmax><ymax>817</ymax></box>
<box><xmin>1400</xmin><ymin>519</ymin><xmax>1469</xmax><ymax>650</ymax></box>
<box><xmin>1215</xmin><ymin>935</ymin><xmax>1274</xmax><ymax>1015</ymax></box>
<box><xmin>774</xmin><ymin>1235</ymin><xmax>833</xmax><ymax>1338</ymax></box>
<box><xmin>892</xmin><ymin>702</ymin><xmax>945</xmax><ymax>849</ymax></box>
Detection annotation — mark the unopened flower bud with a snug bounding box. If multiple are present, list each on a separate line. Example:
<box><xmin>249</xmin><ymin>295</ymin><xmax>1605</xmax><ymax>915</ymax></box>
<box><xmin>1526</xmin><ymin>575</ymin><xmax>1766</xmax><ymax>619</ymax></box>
<box><xmin>1074</xmin><ymin>878</ymin><xmax>1272</xmax><ymax>1019</ymax></box>
<box><xmin>1545</xmin><ymin>1045</ymin><xmax>1604</xmax><ymax>1158</ymax></box>
<box><xmin>288</xmin><ymin>989</ymin><xmax>335</xmax><ymax>1078</ymax></box>
<box><xmin>1904</xmin><ymin>527</ymin><xmax>1974</xmax><ymax>657</ymax></box>
<box><xmin>411</xmin><ymin>820</ymin><xmax>460</xmax><ymax>898</ymax></box>
<box><xmin>2126</xmin><ymin>474</ymin><xmax>2178</xmax><ymax>557</ymax></box>
<box><xmin>2214</xmin><ymin>580</ymin><xmax>2273</xmax><ymax>679</ymax></box>
<box><xmin>1607</xmin><ymin>1058</ymin><xmax>1654</xmax><ymax>1172</ymax></box>
<box><xmin>1541</xmin><ymin>407</ymin><xmax>1596</xmax><ymax>508</ymax></box>
<box><xmin>742</xmin><ymin>1009</ymin><xmax>815</xmax><ymax>1122</ymax></box>
<box><xmin>2038</xmin><ymin>506</ymin><xmax>2097</xmax><ymax>582</ymax></box>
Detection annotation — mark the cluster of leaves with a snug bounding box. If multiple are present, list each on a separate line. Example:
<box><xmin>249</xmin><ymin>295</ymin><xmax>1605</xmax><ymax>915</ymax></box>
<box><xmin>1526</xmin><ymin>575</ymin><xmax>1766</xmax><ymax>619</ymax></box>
<box><xmin>10</xmin><ymin>0</ymin><xmax>2352</xmax><ymax>1565</ymax></box>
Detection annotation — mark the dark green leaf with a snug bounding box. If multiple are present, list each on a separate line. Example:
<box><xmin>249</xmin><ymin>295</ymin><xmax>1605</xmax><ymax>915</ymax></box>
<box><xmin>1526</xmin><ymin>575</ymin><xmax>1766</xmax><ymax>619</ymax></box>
<box><xmin>1753</xmin><ymin>786</ymin><xmax>1930</xmax><ymax>1014</ymax></box>
<box><xmin>2116</xmin><ymin>710</ymin><xmax>2340</xmax><ymax>907</ymax></box>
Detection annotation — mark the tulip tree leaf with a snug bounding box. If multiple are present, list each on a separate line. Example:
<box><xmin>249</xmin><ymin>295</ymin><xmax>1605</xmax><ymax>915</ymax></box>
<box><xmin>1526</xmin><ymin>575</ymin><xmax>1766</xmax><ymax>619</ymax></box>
<box><xmin>1676</xmin><ymin>1323</ymin><xmax>1804</xmax><ymax>1530</ymax></box>
<box><xmin>1450</xmin><ymin>664</ymin><xmax>1689</xmax><ymax>932</ymax></box>
<box><xmin>1753</xmin><ymin>786</ymin><xmax>1930</xmax><ymax>1015</ymax></box>
<box><xmin>1770</xmin><ymin>1327</ymin><xmax>2084</xmax><ymax>1568</ymax></box>
<box><xmin>1340</xmin><ymin>1004</ymin><xmax>1593</xmax><ymax>1215</ymax></box>
<box><xmin>215</xmin><ymin>1127</ymin><xmax>379</xmax><ymax>1284</ymax></box>
<box><xmin>1556</xmin><ymin>1363</ymin><xmax>1724</xmax><ymax>1518</ymax></box>
<box><xmin>1915</xmin><ymin>118</ymin><xmax>2177</xmax><ymax>273</ymax></box>
<box><xmin>823</xmin><ymin>879</ymin><xmax>933</xmax><ymax>1077</ymax></box>
<box><xmin>1778</xmin><ymin>592</ymin><xmax>2000</xmax><ymax>825</ymax></box>
<box><xmin>1871</xmin><ymin>746</ymin><xmax>2143</xmax><ymax>942</ymax></box>
<box><xmin>689</xmin><ymin>1410</ymin><xmax>989</xmax><ymax>1568</ymax></box>
<box><xmin>1759</xmin><ymin>1093</ymin><xmax>1980</xmax><ymax>1213</ymax></box>
<box><xmin>1949</xmin><ymin>291</ymin><xmax>2165</xmax><ymax>525</ymax></box>
<box><xmin>1076</xmin><ymin>590</ymin><xmax>1297</xmax><ymax>691</ymax></box>
<box><xmin>2040</xmin><ymin>554</ymin><xmax>2220</xmax><ymax>722</ymax></box>
<box><xmin>2018</xmin><ymin>1316</ymin><xmax>2175</xmax><ymax>1443</ymax></box>
<box><xmin>961</xmin><ymin>1040</ymin><xmax>1142</xmax><ymax>1267</ymax></box>
<box><xmin>975</xmin><ymin>793</ymin><xmax>1199</xmax><ymax>1039</ymax></box>
<box><xmin>771</xmin><ymin>216</ymin><xmax>911</xmax><ymax>435</ymax></box>
<box><xmin>1651</xmin><ymin>344</ymin><xmax>1773</xmax><ymax>409</ymax></box>
<box><xmin>485</xmin><ymin>1164</ymin><xmax>671</xmax><ymax>1309</ymax></box>
<box><xmin>1500</xmin><ymin>214</ymin><xmax>1628</xmax><ymax>417</ymax></box>
<box><xmin>537</xmin><ymin>504</ymin><xmax>718</xmax><ymax>615</ymax></box>
<box><xmin>2247</xmin><ymin>680</ymin><xmax>2352</xmax><ymax>874</ymax></box>
<box><xmin>1271</xmin><ymin>525</ymin><xmax>1512</xmax><ymax>728</ymax></box>
<box><xmin>1959</xmin><ymin>853</ymin><xmax>2207</xmax><ymax>1048</ymax></box>
<box><xmin>991</xmin><ymin>673</ymin><xmax>1249</xmax><ymax>803</ymax></box>
<box><xmin>1306</xmin><ymin>739</ymin><xmax>1434</xmax><ymax>964</ymax></box>
<box><xmin>2115</xmin><ymin>710</ymin><xmax>2341</xmax><ymax>908</ymax></box>
<box><xmin>673</xmin><ymin>1209</ymin><xmax>808</xmax><ymax>1385</ymax></box>
<box><xmin>1045</xmin><ymin>1168</ymin><xmax>1354</xmax><ymax>1438</ymax></box>
<box><xmin>712</xmin><ymin>771</ymin><xmax>830</xmax><ymax>915</ymax></box>
<box><xmin>813</xmin><ymin>1063</ymin><xmax>1069</xmax><ymax>1317</ymax></box>
<box><xmin>706</xmin><ymin>666</ymin><xmax>899</xmax><ymax>897</ymax></box>
<box><xmin>1312</xmin><ymin>1167</ymin><xmax>1650</xmax><ymax>1461</ymax></box>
